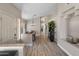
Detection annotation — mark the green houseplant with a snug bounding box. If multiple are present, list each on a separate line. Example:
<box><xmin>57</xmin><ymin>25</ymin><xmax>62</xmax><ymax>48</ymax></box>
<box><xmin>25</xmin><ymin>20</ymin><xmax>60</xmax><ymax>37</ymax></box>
<box><xmin>48</xmin><ymin>21</ymin><xmax>55</xmax><ymax>42</ymax></box>
<box><xmin>48</xmin><ymin>21</ymin><xmax>55</xmax><ymax>32</ymax></box>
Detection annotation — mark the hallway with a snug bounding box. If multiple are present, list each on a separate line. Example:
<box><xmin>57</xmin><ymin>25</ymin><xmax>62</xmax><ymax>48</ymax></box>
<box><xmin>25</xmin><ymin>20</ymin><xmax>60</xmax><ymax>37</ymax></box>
<box><xmin>26</xmin><ymin>36</ymin><xmax>67</xmax><ymax>56</ymax></box>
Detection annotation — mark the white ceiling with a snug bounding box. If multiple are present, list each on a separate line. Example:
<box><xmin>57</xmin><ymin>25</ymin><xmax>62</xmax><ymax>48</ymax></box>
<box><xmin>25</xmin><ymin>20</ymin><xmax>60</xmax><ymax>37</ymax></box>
<box><xmin>13</xmin><ymin>3</ymin><xmax>57</xmax><ymax>20</ymax></box>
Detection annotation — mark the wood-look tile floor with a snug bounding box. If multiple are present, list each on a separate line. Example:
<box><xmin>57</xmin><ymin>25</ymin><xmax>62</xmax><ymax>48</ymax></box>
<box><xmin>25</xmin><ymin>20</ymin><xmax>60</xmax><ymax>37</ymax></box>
<box><xmin>26</xmin><ymin>35</ymin><xmax>67</xmax><ymax>56</ymax></box>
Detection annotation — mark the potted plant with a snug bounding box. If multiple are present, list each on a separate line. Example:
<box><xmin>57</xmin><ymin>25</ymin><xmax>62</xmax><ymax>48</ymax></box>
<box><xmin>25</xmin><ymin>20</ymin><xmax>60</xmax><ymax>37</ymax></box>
<box><xmin>48</xmin><ymin>21</ymin><xmax>55</xmax><ymax>42</ymax></box>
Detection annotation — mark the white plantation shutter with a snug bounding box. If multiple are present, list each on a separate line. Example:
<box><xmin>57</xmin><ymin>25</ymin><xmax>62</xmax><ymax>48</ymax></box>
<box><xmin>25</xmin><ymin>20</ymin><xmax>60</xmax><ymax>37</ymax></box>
<box><xmin>0</xmin><ymin>14</ymin><xmax>17</xmax><ymax>41</ymax></box>
<box><xmin>0</xmin><ymin>17</ymin><xmax>2</xmax><ymax>41</ymax></box>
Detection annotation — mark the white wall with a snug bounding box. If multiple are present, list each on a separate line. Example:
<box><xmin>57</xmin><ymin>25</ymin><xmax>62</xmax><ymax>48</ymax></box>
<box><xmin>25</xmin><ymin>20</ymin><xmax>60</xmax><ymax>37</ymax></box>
<box><xmin>69</xmin><ymin>16</ymin><xmax>79</xmax><ymax>38</ymax></box>
<box><xmin>56</xmin><ymin>3</ymin><xmax>79</xmax><ymax>56</ymax></box>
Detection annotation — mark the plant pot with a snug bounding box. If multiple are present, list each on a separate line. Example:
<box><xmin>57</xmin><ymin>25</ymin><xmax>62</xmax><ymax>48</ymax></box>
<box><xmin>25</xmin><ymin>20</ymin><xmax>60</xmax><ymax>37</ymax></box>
<box><xmin>49</xmin><ymin>30</ymin><xmax>54</xmax><ymax>42</ymax></box>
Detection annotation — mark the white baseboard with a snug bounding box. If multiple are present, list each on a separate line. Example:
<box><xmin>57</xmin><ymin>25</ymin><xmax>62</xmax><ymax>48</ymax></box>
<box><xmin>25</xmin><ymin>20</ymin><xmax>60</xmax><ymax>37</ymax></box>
<box><xmin>57</xmin><ymin>43</ymin><xmax>72</xmax><ymax>56</ymax></box>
